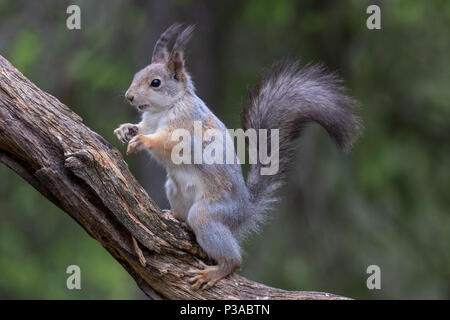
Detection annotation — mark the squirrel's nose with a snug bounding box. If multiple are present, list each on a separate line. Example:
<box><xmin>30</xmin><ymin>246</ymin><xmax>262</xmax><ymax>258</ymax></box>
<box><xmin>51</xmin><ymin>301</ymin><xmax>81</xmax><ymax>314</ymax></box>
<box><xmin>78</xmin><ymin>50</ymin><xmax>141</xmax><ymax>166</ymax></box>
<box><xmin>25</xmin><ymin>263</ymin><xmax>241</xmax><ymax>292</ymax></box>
<box><xmin>126</xmin><ymin>93</ymin><xmax>134</xmax><ymax>102</ymax></box>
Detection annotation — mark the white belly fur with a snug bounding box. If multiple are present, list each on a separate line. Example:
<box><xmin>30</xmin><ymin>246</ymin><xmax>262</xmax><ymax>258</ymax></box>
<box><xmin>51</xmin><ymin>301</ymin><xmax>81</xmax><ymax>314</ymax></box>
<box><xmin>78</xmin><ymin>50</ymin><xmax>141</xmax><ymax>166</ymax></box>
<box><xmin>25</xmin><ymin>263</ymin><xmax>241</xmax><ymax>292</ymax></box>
<box><xmin>168</xmin><ymin>167</ymin><xmax>203</xmax><ymax>220</ymax></box>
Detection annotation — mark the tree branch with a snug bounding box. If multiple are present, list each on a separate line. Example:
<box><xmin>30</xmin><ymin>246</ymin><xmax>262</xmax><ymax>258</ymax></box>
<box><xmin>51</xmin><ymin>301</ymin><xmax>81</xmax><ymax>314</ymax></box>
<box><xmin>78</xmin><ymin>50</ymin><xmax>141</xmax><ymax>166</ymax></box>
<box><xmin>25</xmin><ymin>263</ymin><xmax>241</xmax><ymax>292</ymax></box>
<box><xmin>0</xmin><ymin>55</ymin><xmax>349</xmax><ymax>300</ymax></box>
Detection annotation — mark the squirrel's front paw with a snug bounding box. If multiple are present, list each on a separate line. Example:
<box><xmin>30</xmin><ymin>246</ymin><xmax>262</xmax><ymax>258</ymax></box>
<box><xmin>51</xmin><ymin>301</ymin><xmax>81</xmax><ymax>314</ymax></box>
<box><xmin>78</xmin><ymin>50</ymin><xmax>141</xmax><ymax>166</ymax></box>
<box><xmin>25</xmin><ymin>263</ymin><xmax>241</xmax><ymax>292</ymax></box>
<box><xmin>114</xmin><ymin>123</ymin><xmax>138</xmax><ymax>144</ymax></box>
<box><xmin>127</xmin><ymin>135</ymin><xmax>147</xmax><ymax>155</ymax></box>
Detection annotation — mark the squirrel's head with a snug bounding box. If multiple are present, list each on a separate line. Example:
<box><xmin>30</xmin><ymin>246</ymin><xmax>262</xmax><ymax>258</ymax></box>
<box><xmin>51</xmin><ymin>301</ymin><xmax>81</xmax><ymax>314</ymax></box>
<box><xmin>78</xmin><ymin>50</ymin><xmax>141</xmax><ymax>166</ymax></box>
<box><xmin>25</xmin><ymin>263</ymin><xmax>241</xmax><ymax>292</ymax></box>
<box><xmin>125</xmin><ymin>24</ymin><xmax>194</xmax><ymax>113</ymax></box>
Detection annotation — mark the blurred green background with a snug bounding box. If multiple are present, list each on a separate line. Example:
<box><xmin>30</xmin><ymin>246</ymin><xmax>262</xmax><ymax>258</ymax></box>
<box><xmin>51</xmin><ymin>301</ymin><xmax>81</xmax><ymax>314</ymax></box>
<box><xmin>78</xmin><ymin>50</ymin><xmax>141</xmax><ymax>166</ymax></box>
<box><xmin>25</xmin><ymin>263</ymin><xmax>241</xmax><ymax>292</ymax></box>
<box><xmin>0</xmin><ymin>0</ymin><xmax>449</xmax><ymax>299</ymax></box>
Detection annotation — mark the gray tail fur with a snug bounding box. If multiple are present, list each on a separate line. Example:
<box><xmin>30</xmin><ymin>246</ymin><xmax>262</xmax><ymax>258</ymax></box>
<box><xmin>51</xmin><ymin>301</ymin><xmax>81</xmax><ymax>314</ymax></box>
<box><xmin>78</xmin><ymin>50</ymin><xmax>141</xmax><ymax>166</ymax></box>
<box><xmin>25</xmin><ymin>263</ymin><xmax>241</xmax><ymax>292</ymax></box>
<box><xmin>242</xmin><ymin>59</ymin><xmax>361</xmax><ymax>218</ymax></box>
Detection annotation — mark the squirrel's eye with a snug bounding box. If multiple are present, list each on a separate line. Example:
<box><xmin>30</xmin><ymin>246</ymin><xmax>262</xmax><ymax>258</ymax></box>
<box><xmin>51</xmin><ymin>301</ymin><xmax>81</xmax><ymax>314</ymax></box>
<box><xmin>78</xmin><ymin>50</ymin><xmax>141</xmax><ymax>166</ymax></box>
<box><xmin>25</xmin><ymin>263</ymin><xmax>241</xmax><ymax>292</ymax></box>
<box><xmin>150</xmin><ymin>79</ymin><xmax>161</xmax><ymax>88</ymax></box>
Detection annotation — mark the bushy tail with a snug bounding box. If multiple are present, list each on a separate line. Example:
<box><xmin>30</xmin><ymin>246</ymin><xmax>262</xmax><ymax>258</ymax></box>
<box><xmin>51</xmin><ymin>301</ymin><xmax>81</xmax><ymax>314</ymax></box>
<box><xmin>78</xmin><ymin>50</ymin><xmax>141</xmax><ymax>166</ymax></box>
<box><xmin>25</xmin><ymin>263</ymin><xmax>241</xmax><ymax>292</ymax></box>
<box><xmin>242</xmin><ymin>60</ymin><xmax>361</xmax><ymax>216</ymax></box>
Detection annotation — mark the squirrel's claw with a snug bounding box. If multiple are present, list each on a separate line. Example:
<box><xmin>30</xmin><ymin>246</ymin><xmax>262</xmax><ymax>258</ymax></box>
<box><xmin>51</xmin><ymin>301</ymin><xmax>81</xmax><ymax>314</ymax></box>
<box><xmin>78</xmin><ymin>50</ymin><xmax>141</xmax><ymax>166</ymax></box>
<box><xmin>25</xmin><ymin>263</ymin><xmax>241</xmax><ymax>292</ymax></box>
<box><xmin>186</xmin><ymin>265</ymin><xmax>222</xmax><ymax>290</ymax></box>
<box><xmin>127</xmin><ymin>135</ymin><xmax>145</xmax><ymax>155</ymax></box>
<box><xmin>187</xmin><ymin>273</ymin><xmax>208</xmax><ymax>290</ymax></box>
<box><xmin>114</xmin><ymin>124</ymin><xmax>138</xmax><ymax>144</ymax></box>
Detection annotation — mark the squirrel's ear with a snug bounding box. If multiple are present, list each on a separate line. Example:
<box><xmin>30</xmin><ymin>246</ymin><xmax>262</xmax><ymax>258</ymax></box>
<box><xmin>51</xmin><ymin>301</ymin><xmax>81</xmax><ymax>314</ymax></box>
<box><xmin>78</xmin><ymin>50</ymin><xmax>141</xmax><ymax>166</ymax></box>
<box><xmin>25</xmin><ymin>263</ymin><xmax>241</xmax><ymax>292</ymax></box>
<box><xmin>152</xmin><ymin>23</ymin><xmax>183</xmax><ymax>64</ymax></box>
<box><xmin>167</xmin><ymin>25</ymin><xmax>194</xmax><ymax>81</ymax></box>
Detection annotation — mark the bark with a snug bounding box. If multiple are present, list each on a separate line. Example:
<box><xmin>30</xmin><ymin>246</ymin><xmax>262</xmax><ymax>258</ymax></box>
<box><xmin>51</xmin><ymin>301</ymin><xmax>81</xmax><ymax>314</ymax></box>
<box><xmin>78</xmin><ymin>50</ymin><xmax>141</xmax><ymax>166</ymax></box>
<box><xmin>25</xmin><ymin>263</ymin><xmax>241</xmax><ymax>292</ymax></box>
<box><xmin>0</xmin><ymin>55</ymin><xmax>349</xmax><ymax>300</ymax></box>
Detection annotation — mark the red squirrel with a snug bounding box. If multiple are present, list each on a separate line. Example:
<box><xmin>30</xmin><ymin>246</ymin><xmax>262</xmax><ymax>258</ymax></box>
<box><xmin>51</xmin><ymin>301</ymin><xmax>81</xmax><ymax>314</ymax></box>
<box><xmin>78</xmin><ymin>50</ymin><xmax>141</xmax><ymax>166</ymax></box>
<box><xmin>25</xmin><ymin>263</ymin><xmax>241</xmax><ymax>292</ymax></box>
<box><xmin>114</xmin><ymin>24</ymin><xmax>361</xmax><ymax>289</ymax></box>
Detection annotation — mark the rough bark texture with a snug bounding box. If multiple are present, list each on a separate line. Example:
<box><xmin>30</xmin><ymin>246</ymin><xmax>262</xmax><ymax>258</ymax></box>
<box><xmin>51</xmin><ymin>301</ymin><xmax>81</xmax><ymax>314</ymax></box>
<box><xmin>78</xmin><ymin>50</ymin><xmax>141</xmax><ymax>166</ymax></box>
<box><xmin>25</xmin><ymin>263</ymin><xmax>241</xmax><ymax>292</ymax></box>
<box><xmin>0</xmin><ymin>55</ymin><xmax>349</xmax><ymax>300</ymax></box>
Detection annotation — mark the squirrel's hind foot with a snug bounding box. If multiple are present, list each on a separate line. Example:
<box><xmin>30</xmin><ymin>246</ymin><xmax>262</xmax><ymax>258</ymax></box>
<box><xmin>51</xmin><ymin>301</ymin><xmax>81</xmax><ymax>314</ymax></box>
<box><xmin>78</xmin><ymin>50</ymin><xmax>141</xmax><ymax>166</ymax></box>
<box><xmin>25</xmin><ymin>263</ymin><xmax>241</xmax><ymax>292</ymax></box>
<box><xmin>187</xmin><ymin>265</ymin><xmax>222</xmax><ymax>290</ymax></box>
<box><xmin>186</xmin><ymin>262</ymin><xmax>235</xmax><ymax>290</ymax></box>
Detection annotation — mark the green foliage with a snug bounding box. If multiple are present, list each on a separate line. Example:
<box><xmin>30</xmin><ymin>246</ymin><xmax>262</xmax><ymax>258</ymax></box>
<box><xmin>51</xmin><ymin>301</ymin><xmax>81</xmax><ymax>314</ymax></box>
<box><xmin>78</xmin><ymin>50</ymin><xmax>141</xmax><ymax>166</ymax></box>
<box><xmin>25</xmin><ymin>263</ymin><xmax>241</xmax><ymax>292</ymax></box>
<box><xmin>9</xmin><ymin>30</ymin><xmax>42</xmax><ymax>73</ymax></box>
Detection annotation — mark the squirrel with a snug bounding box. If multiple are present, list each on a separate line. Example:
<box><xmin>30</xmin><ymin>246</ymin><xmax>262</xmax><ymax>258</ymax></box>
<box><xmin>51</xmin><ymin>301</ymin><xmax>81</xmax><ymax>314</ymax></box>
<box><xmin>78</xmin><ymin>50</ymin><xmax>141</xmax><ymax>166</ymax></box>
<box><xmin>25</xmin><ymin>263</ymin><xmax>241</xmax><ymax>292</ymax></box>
<box><xmin>114</xmin><ymin>24</ymin><xmax>361</xmax><ymax>290</ymax></box>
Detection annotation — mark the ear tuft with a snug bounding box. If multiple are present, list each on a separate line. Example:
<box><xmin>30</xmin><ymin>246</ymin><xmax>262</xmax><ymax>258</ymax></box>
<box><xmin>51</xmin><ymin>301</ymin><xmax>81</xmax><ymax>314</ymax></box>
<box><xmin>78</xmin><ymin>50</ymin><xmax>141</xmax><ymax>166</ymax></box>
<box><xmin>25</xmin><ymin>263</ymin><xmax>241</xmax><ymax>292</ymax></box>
<box><xmin>167</xmin><ymin>25</ymin><xmax>195</xmax><ymax>81</ymax></box>
<box><xmin>151</xmin><ymin>23</ymin><xmax>183</xmax><ymax>64</ymax></box>
<box><xmin>172</xmin><ymin>25</ymin><xmax>195</xmax><ymax>54</ymax></box>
